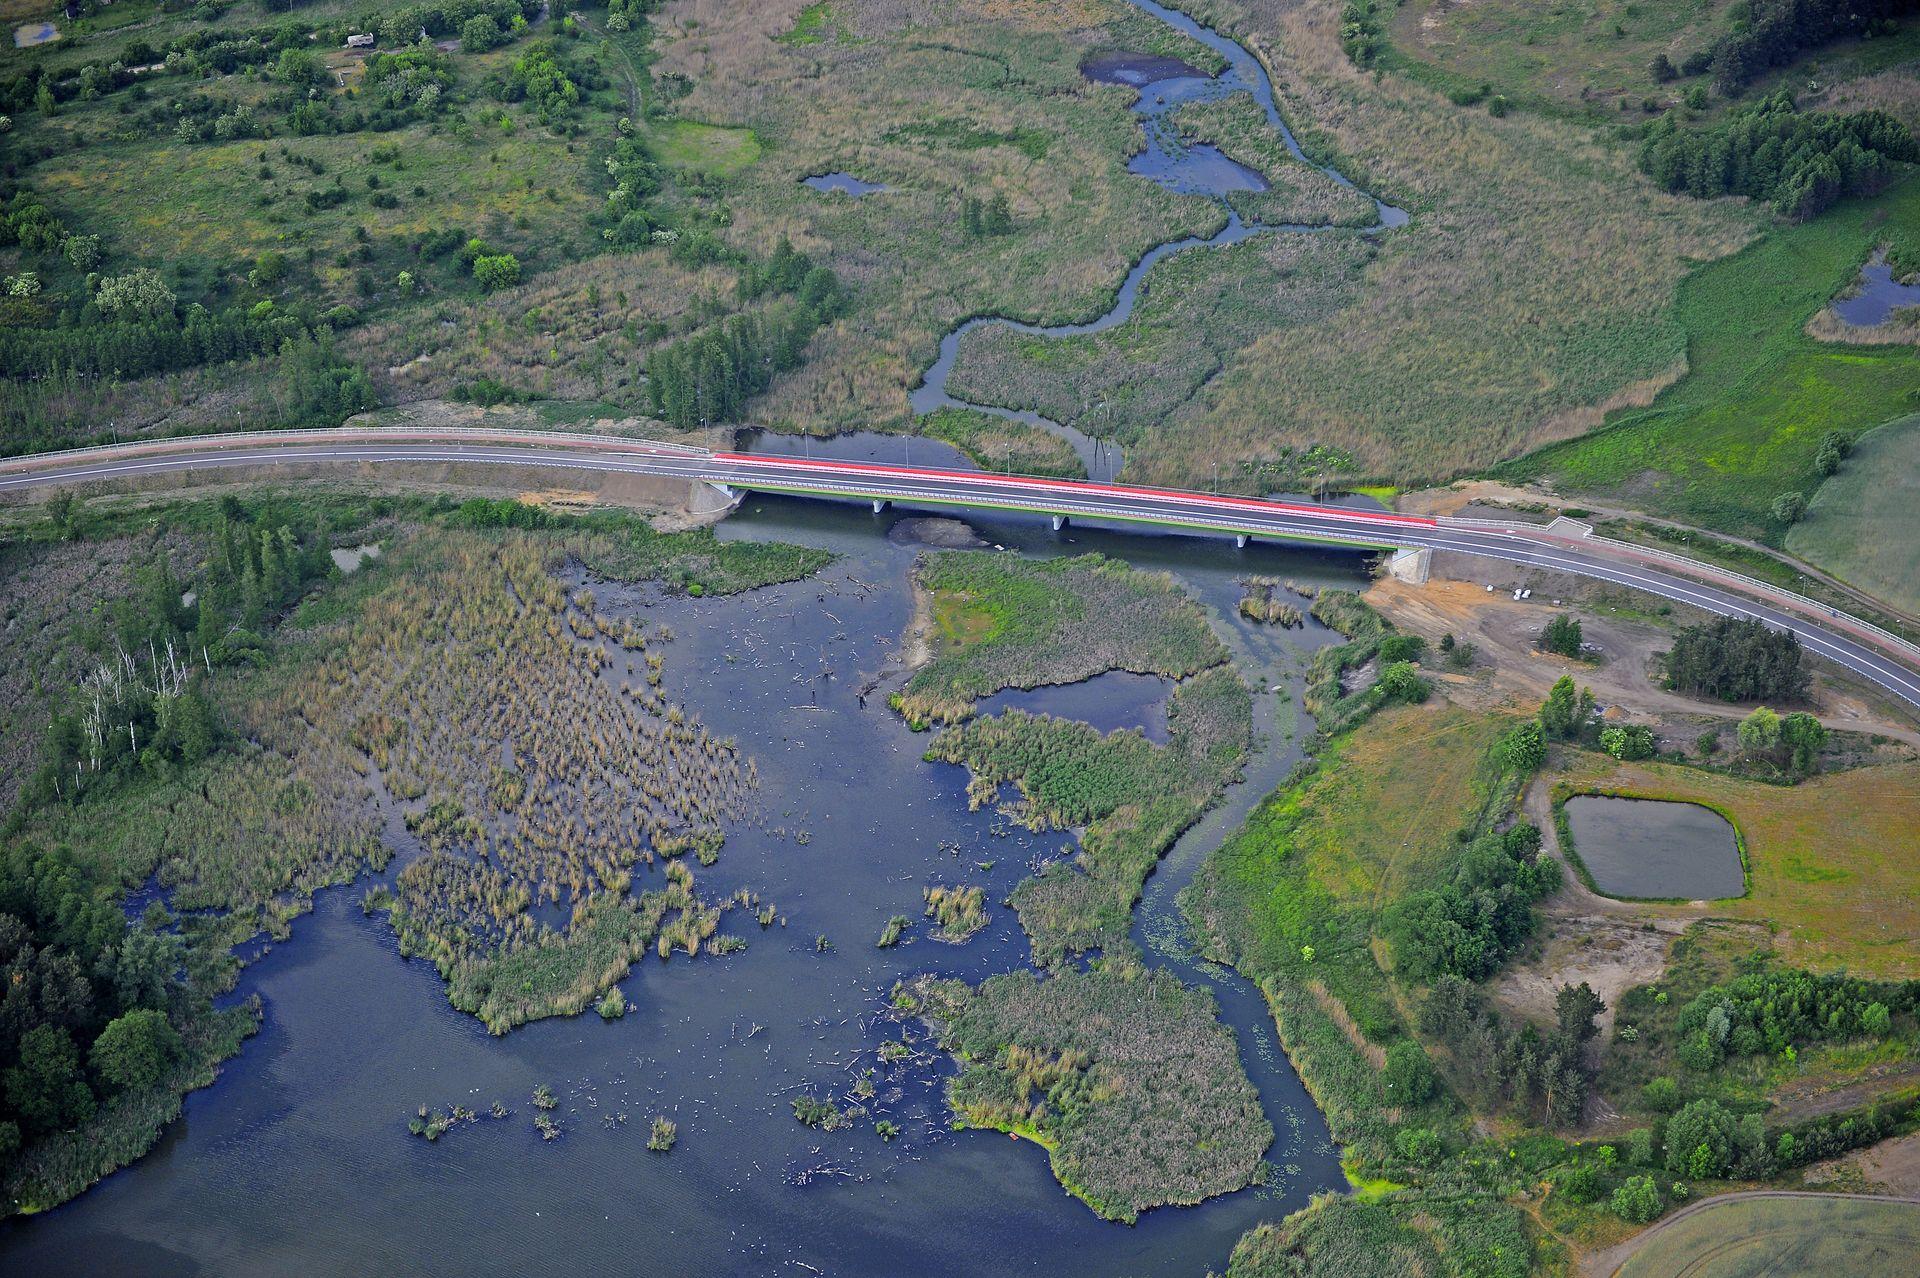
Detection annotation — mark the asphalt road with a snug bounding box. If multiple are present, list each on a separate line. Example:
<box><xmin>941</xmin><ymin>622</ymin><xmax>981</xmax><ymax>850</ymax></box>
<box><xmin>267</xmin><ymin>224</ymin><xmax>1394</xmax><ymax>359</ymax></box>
<box><xmin>5</xmin><ymin>431</ymin><xmax>1916</xmax><ymax>713</ymax></box>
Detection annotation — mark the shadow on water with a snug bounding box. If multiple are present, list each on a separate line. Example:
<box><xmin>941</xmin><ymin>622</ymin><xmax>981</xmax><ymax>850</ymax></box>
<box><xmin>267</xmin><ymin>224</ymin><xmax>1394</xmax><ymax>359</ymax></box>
<box><xmin>3</xmin><ymin>488</ymin><xmax>1377</xmax><ymax>1277</ymax></box>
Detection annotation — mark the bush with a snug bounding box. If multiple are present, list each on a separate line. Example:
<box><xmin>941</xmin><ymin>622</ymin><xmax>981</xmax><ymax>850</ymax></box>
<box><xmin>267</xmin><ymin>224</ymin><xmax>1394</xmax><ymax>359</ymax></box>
<box><xmin>1376</xmin><ymin>661</ymin><xmax>1430</xmax><ymax>704</ymax></box>
<box><xmin>1383</xmin><ymin>1040</ymin><xmax>1436</xmax><ymax>1105</ymax></box>
<box><xmin>1540</xmin><ymin>614</ymin><xmax>1583</xmax><ymax>658</ymax></box>
<box><xmin>1663</xmin><ymin>1098</ymin><xmax>1771</xmax><ymax>1179</ymax></box>
<box><xmin>1642</xmin><ymin>1076</ymin><xmax>1681</xmax><ymax>1114</ymax></box>
<box><xmin>1377</xmin><ymin>634</ymin><xmax>1426</xmax><ymax>663</ymax></box>
<box><xmin>473</xmin><ymin>253</ymin><xmax>522</xmax><ymax>290</ymax></box>
<box><xmin>1612</xmin><ymin>1174</ymin><xmax>1662</xmax><ymax>1223</ymax></box>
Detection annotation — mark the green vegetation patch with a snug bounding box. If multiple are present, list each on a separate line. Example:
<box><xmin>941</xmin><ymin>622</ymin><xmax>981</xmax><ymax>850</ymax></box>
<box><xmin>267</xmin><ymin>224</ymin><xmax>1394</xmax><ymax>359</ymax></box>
<box><xmin>1788</xmin><ymin>413</ymin><xmax>1920</xmax><ymax>616</ymax></box>
<box><xmin>900</xmin><ymin>550</ymin><xmax>1227</xmax><ymax>722</ymax></box>
<box><xmin>931</xmin><ymin>665</ymin><xmax>1252</xmax><ymax>963</ymax></box>
<box><xmin>1508</xmin><ymin>176</ymin><xmax>1920</xmax><ymax>541</ymax></box>
<box><xmin>918</xmin><ymin>407</ymin><xmax>1084</xmax><ymax>479</ymax></box>
<box><xmin>908</xmin><ymin>967</ymin><xmax>1272</xmax><ymax>1223</ymax></box>
<box><xmin>648</xmin><ymin>121</ymin><xmax>763</xmax><ymax>177</ymax></box>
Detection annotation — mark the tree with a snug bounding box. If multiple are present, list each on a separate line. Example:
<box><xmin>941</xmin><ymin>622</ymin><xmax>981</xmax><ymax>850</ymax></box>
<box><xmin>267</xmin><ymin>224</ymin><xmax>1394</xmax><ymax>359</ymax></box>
<box><xmin>1377</xmin><ymin>661</ymin><xmax>1430</xmax><ymax>704</ymax></box>
<box><xmin>1600</xmin><ymin>724</ymin><xmax>1655</xmax><ymax>760</ymax></box>
<box><xmin>1664</xmin><ymin>617</ymin><xmax>1808</xmax><ymax>703</ymax></box>
<box><xmin>3</xmin><ymin>1026</ymin><xmax>96</xmax><ymax>1135</ymax></box>
<box><xmin>473</xmin><ymin>254</ymin><xmax>522</xmax><ymax>290</ymax></box>
<box><xmin>1555</xmin><ymin>982</ymin><xmax>1606</xmax><ymax>1041</ymax></box>
<box><xmin>94</xmin><ymin>267</ymin><xmax>176</xmax><ymax>320</ymax></box>
<box><xmin>1541</xmin><ymin>614</ymin><xmax>1583</xmax><ymax>657</ymax></box>
<box><xmin>1737</xmin><ymin>706</ymin><xmax>1781</xmax><ymax>754</ymax></box>
<box><xmin>1539</xmin><ymin>676</ymin><xmax>1577</xmax><ymax>737</ymax></box>
<box><xmin>463</xmin><ymin>14</ymin><xmax>506</xmax><ymax>52</ymax></box>
<box><xmin>1780</xmin><ymin>711</ymin><xmax>1826</xmax><ymax>772</ymax></box>
<box><xmin>1497</xmin><ymin>720</ymin><xmax>1547</xmax><ymax>772</ymax></box>
<box><xmin>1384</xmin><ymin>1039</ymin><xmax>1436</xmax><ymax>1104</ymax></box>
<box><xmin>90</xmin><ymin>1009</ymin><xmax>182</xmax><ymax>1095</ymax></box>
<box><xmin>1612</xmin><ymin>1174</ymin><xmax>1662</xmax><ymax>1223</ymax></box>
<box><xmin>62</xmin><ymin>234</ymin><xmax>101</xmax><ymax>272</ymax></box>
<box><xmin>1650</xmin><ymin>52</ymin><xmax>1677</xmax><ymax>82</ymax></box>
<box><xmin>1771</xmin><ymin>490</ymin><xmax>1806</xmax><ymax>524</ymax></box>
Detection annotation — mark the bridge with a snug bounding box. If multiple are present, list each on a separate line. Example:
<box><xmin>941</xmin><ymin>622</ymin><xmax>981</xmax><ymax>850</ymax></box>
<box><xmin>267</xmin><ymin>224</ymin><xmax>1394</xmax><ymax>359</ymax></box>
<box><xmin>3</xmin><ymin>426</ymin><xmax>1916</xmax><ymax>712</ymax></box>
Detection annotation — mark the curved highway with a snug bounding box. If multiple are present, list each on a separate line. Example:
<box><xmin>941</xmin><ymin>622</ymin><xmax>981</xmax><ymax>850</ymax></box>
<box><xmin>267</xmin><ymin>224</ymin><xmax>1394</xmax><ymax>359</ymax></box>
<box><xmin>4</xmin><ymin>428</ymin><xmax>1916</xmax><ymax>712</ymax></box>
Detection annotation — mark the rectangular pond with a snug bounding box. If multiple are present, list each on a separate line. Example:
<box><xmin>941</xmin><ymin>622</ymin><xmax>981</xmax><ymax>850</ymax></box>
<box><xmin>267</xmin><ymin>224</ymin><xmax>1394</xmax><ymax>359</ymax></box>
<box><xmin>1562</xmin><ymin>794</ymin><xmax>1744</xmax><ymax>901</ymax></box>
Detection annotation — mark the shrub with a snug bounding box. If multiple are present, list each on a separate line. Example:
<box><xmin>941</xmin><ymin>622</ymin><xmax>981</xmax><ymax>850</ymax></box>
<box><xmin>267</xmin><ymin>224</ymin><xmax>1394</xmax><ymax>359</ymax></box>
<box><xmin>473</xmin><ymin>253</ymin><xmax>522</xmax><ymax>290</ymax></box>
<box><xmin>1612</xmin><ymin>1174</ymin><xmax>1663</xmax><ymax>1223</ymax></box>
<box><xmin>1383</xmin><ymin>1040</ymin><xmax>1436</xmax><ymax>1105</ymax></box>
<box><xmin>1540</xmin><ymin>614</ymin><xmax>1582</xmax><ymax>658</ymax></box>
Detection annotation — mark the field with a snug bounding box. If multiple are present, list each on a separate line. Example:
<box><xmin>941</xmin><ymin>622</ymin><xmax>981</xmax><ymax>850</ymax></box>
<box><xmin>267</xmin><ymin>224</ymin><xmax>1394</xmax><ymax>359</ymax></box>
<box><xmin>1615</xmin><ymin>1194</ymin><xmax>1920</xmax><ymax>1278</ymax></box>
<box><xmin>1507</xmin><ymin>176</ymin><xmax>1920</xmax><ymax>541</ymax></box>
<box><xmin>946</xmin><ymin>0</ymin><xmax>1750</xmax><ymax>489</ymax></box>
<box><xmin>1550</xmin><ymin>753</ymin><xmax>1920</xmax><ymax>979</ymax></box>
<box><xmin>1386</xmin><ymin>0</ymin><xmax>1742</xmax><ymax>118</ymax></box>
<box><xmin>1787</xmin><ymin>414</ymin><xmax>1920</xmax><ymax>617</ymax></box>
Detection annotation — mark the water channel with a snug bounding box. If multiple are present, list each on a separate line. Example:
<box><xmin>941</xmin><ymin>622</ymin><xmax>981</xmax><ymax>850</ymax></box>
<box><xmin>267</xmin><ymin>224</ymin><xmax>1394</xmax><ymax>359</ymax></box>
<box><xmin>0</xmin><ymin>4</ymin><xmax>1400</xmax><ymax>1272</ymax></box>
<box><xmin>909</xmin><ymin>0</ymin><xmax>1406</xmax><ymax>481</ymax></box>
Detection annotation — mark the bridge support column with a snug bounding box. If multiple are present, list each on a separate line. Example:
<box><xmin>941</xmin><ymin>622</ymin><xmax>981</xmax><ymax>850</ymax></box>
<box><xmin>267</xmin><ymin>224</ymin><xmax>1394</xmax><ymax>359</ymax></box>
<box><xmin>1051</xmin><ymin>514</ymin><xmax>1068</xmax><ymax>531</ymax></box>
<box><xmin>872</xmin><ymin>498</ymin><xmax>890</xmax><ymax>514</ymax></box>
<box><xmin>1235</xmin><ymin>533</ymin><xmax>1250</xmax><ymax>549</ymax></box>
<box><xmin>1387</xmin><ymin>546</ymin><xmax>1431</xmax><ymax>585</ymax></box>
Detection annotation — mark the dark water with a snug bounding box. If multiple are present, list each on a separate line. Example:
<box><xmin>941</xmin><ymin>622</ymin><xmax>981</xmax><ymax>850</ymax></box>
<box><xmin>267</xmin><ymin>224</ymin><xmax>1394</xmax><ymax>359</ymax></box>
<box><xmin>804</xmin><ymin>172</ymin><xmax>889</xmax><ymax>198</ymax></box>
<box><xmin>973</xmin><ymin>670</ymin><xmax>1174</xmax><ymax>743</ymax></box>
<box><xmin>1832</xmin><ymin>249</ymin><xmax>1920</xmax><ymax>327</ymax></box>
<box><xmin>909</xmin><ymin>0</ymin><xmax>1407</xmax><ymax>480</ymax></box>
<box><xmin>3</xmin><ymin>486</ymin><xmax>1377</xmax><ymax>1277</ymax></box>
<box><xmin>1563</xmin><ymin>795</ymin><xmax>1745</xmax><ymax>901</ymax></box>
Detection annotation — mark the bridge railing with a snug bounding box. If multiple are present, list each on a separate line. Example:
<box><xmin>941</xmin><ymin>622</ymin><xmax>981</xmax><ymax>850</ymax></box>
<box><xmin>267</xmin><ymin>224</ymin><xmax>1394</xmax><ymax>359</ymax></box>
<box><xmin>1435</xmin><ymin>513</ymin><xmax>1920</xmax><ymax>663</ymax></box>
<box><xmin>0</xmin><ymin>426</ymin><xmax>712</xmax><ymax>470</ymax></box>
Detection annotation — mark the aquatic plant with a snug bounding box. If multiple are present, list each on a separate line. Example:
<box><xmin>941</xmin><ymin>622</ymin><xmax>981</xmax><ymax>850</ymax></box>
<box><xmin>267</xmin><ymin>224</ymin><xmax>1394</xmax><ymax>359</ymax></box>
<box><xmin>876</xmin><ymin>915</ymin><xmax>913</xmax><ymax>948</ymax></box>
<box><xmin>923</xmin><ymin>886</ymin><xmax>989</xmax><ymax>944</ymax></box>
<box><xmin>648</xmin><ymin>1116</ymin><xmax>677</xmax><ymax>1152</ymax></box>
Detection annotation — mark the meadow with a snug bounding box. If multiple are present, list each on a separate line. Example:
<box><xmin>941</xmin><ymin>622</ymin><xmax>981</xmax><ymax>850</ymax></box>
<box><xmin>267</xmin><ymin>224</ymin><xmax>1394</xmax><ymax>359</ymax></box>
<box><xmin>949</xmin><ymin>0</ymin><xmax>1751</xmax><ymax>489</ymax></box>
<box><xmin>1508</xmin><ymin>175</ymin><xmax>1920</xmax><ymax>541</ymax></box>
<box><xmin>1550</xmin><ymin>752</ymin><xmax>1920</xmax><ymax>979</ymax></box>
<box><xmin>1787</xmin><ymin>413</ymin><xmax>1920</xmax><ymax>616</ymax></box>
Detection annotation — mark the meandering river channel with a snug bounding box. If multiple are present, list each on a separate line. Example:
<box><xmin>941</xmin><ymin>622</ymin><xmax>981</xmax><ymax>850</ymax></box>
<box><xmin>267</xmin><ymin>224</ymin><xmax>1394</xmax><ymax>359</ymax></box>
<box><xmin>0</xmin><ymin>4</ymin><xmax>1403</xmax><ymax>1273</ymax></box>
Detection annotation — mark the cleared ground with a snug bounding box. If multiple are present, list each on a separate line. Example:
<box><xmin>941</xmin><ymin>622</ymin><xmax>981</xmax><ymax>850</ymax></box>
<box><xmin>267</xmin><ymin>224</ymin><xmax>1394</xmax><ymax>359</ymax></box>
<box><xmin>1789</xmin><ymin>415</ymin><xmax>1920</xmax><ymax>619</ymax></box>
<box><xmin>1611</xmin><ymin>1193</ymin><xmax>1920</xmax><ymax>1278</ymax></box>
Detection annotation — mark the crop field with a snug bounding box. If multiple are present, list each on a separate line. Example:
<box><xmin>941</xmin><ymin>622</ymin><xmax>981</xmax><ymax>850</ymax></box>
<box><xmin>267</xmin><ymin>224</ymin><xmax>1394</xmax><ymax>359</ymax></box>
<box><xmin>955</xmin><ymin>0</ymin><xmax>1750</xmax><ymax>489</ymax></box>
<box><xmin>1551</xmin><ymin>753</ymin><xmax>1920</xmax><ymax>978</ymax></box>
<box><xmin>1787</xmin><ymin>414</ymin><xmax>1920</xmax><ymax>617</ymax></box>
<box><xmin>1509</xmin><ymin>175</ymin><xmax>1920</xmax><ymax>541</ymax></box>
<box><xmin>1616</xmin><ymin>1194</ymin><xmax>1920</xmax><ymax>1278</ymax></box>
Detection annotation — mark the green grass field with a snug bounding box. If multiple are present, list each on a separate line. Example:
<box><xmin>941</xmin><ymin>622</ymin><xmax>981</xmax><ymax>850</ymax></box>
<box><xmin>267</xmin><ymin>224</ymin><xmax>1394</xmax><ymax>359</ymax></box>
<box><xmin>1788</xmin><ymin>414</ymin><xmax>1920</xmax><ymax>617</ymax></box>
<box><xmin>1507</xmin><ymin>175</ymin><xmax>1920</xmax><ymax>542</ymax></box>
<box><xmin>1618</xmin><ymin>1195</ymin><xmax>1920</xmax><ymax>1278</ymax></box>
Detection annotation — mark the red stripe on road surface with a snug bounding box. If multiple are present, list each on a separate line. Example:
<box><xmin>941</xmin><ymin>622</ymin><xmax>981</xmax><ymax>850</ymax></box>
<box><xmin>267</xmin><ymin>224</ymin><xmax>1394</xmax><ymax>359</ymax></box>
<box><xmin>710</xmin><ymin>453</ymin><xmax>1439</xmax><ymax>529</ymax></box>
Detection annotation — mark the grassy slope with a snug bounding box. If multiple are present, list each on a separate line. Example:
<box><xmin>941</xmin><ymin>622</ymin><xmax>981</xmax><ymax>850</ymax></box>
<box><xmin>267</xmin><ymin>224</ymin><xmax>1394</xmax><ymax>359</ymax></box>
<box><xmin>1787</xmin><ymin>413</ymin><xmax>1920</xmax><ymax>617</ymax></box>
<box><xmin>1506</xmin><ymin>175</ymin><xmax>1920</xmax><ymax>541</ymax></box>
<box><xmin>1616</xmin><ymin>1194</ymin><xmax>1920</xmax><ymax>1278</ymax></box>
<box><xmin>1551</xmin><ymin>753</ymin><xmax>1920</xmax><ymax>978</ymax></box>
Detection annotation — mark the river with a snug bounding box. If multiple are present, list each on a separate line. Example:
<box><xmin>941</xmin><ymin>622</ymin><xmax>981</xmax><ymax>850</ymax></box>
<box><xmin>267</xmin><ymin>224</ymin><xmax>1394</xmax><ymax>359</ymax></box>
<box><xmin>1</xmin><ymin>3</ymin><xmax>1394</xmax><ymax>1272</ymax></box>
<box><xmin>909</xmin><ymin>0</ymin><xmax>1406</xmax><ymax>481</ymax></box>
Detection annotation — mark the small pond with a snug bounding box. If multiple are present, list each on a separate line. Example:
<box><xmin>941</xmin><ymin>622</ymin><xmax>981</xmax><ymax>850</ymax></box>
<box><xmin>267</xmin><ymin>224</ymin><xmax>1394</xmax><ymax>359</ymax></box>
<box><xmin>1831</xmin><ymin>250</ymin><xmax>1920</xmax><ymax>327</ymax></box>
<box><xmin>803</xmin><ymin>172</ymin><xmax>889</xmax><ymax>197</ymax></box>
<box><xmin>971</xmin><ymin>670</ymin><xmax>1173</xmax><ymax>743</ymax></box>
<box><xmin>1563</xmin><ymin>794</ymin><xmax>1744</xmax><ymax>901</ymax></box>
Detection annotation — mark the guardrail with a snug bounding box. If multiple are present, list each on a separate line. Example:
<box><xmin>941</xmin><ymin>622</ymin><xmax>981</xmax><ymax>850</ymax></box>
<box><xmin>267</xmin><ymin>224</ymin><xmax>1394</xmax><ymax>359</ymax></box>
<box><xmin>1436</xmin><ymin>513</ymin><xmax>1920</xmax><ymax>665</ymax></box>
<box><xmin>0</xmin><ymin>426</ymin><xmax>714</xmax><ymax>470</ymax></box>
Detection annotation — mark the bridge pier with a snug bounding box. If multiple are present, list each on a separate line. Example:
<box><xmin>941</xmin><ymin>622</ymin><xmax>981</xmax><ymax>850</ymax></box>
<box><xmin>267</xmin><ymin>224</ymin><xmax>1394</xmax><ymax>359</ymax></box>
<box><xmin>872</xmin><ymin>498</ymin><xmax>890</xmax><ymax>514</ymax></box>
<box><xmin>1387</xmin><ymin>545</ymin><xmax>1431</xmax><ymax>585</ymax></box>
<box><xmin>1235</xmin><ymin>533</ymin><xmax>1250</xmax><ymax>549</ymax></box>
<box><xmin>1051</xmin><ymin>514</ymin><xmax>1068</xmax><ymax>531</ymax></box>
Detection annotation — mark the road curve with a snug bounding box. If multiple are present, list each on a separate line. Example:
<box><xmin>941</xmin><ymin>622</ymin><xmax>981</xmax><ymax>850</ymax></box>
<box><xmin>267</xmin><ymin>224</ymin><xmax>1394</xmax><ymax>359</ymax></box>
<box><xmin>4</xmin><ymin>428</ymin><xmax>1916</xmax><ymax>713</ymax></box>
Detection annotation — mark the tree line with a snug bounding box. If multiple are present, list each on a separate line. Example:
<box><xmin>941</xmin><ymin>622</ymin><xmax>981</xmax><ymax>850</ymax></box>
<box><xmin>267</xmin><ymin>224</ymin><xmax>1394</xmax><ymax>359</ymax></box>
<box><xmin>1639</xmin><ymin>93</ymin><xmax>1916</xmax><ymax>221</ymax></box>
<box><xmin>644</xmin><ymin>241</ymin><xmax>847</xmax><ymax>429</ymax></box>
<box><xmin>1708</xmin><ymin>0</ymin><xmax>1918</xmax><ymax>94</ymax></box>
<box><xmin>1662</xmin><ymin>614</ymin><xmax>1810</xmax><ymax>703</ymax></box>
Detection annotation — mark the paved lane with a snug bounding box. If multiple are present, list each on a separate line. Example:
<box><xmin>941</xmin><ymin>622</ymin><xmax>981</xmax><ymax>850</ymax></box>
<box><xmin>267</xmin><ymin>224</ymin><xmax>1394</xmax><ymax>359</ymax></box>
<box><xmin>5</xmin><ymin>431</ymin><xmax>1915</xmax><ymax>712</ymax></box>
